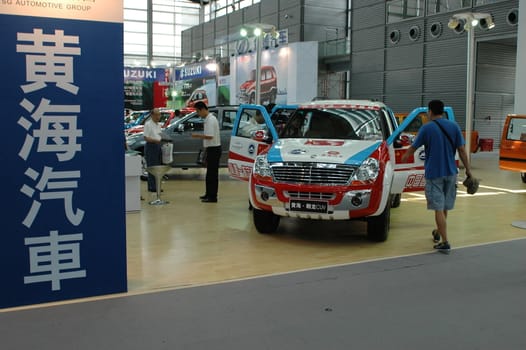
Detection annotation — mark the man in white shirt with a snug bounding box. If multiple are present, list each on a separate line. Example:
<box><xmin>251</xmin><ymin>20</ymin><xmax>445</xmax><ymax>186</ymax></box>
<box><xmin>191</xmin><ymin>102</ymin><xmax>221</xmax><ymax>203</ymax></box>
<box><xmin>143</xmin><ymin>108</ymin><xmax>162</xmax><ymax>192</ymax></box>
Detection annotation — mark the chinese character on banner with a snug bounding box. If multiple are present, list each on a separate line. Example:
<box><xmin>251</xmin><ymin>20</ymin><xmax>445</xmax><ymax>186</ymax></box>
<box><xmin>20</xmin><ymin>166</ymin><xmax>84</xmax><ymax>228</ymax></box>
<box><xmin>16</xmin><ymin>28</ymin><xmax>81</xmax><ymax>94</ymax></box>
<box><xmin>24</xmin><ymin>230</ymin><xmax>86</xmax><ymax>291</ymax></box>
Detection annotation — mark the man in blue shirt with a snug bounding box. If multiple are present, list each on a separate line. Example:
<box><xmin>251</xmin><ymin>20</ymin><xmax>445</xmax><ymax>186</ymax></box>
<box><xmin>402</xmin><ymin>100</ymin><xmax>473</xmax><ymax>254</ymax></box>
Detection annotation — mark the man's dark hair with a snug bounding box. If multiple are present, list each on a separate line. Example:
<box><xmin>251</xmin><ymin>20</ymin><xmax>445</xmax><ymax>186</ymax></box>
<box><xmin>194</xmin><ymin>101</ymin><xmax>208</xmax><ymax>110</ymax></box>
<box><xmin>428</xmin><ymin>100</ymin><xmax>444</xmax><ymax>115</ymax></box>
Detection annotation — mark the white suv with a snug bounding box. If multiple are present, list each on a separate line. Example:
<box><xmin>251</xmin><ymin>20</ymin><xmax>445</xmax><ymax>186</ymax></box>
<box><xmin>229</xmin><ymin>101</ymin><xmax>449</xmax><ymax>241</ymax></box>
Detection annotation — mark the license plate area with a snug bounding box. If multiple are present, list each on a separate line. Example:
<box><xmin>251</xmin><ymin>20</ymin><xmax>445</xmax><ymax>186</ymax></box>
<box><xmin>289</xmin><ymin>200</ymin><xmax>328</xmax><ymax>213</ymax></box>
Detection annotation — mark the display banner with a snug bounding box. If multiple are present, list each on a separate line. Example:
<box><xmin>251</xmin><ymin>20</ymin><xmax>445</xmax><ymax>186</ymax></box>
<box><xmin>124</xmin><ymin>67</ymin><xmax>167</xmax><ymax>110</ymax></box>
<box><xmin>0</xmin><ymin>1</ymin><xmax>126</xmax><ymax>308</ymax></box>
<box><xmin>173</xmin><ymin>61</ymin><xmax>218</xmax><ymax>111</ymax></box>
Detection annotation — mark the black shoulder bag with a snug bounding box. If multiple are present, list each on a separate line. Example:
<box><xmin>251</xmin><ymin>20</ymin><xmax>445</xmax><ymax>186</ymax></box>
<box><xmin>432</xmin><ymin>120</ymin><xmax>455</xmax><ymax>153</ymax></box>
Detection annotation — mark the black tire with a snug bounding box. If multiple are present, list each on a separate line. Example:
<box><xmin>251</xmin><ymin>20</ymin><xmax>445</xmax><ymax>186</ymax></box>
<box><xmin>253</xmin><ymin>208</ymin><xmax>280</xmax><ymax>234</ymax></box>
<box><xmin>391</xmin><ymin>193</ymin><xmax>401</xmax><ymax>208</ymax></box>
<box><xmin>521</xmin><ymin>173</ymin><xmax>526</xmax><ymax>183</ymax></box>
<box><xmin>367</xmin><ymin>196</ymin><xmax>391</xmax><ymax>242</ymax></box>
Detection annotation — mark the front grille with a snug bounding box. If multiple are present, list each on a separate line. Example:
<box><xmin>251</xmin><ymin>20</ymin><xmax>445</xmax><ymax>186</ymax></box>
<box><xmin>271</xmin><ymin>162</ymin><xmax>356</xmax><ymax>185</ymax></box>
<box><xmin>286</xmin><ymin>191</ymin><xmax>336</xmax><ymax>200</ymax></box>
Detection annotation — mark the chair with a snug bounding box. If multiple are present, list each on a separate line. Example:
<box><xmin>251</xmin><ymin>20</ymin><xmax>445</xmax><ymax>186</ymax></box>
<box><xmin>146</xmin><ymin>165</ymin><xmax>171</xmax><ymax>205</ymax></box>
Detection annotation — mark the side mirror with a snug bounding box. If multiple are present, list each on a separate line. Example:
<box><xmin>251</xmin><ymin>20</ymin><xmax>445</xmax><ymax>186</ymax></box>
<box><xmin>177</xmin><ymin>124</ymin><xmax>185</xmax><ymax>132</ymax></box>
<box><xmin>394</xmin><ymin>134</ymin><xmax>413</xmax><ymax>148</ymax></box>
<box><xmin>252</xmin><ymin>129</ymin><xmax>272</xmax><ymax>144</ymax></box>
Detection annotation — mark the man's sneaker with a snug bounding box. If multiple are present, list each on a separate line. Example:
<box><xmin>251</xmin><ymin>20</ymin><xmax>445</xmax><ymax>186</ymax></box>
<box><xmin>433</xmin><ymin>242</ymin><xmax>451</xmax><ymax>254</ymax></box>
<box><xmin>432</xmin><ymin>229</ymin><xmax>441</xmax><ymax>243</ymax></box>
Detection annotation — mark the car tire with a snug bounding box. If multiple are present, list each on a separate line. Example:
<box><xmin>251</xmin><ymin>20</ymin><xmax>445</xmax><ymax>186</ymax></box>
<box><xmin>253</xmin><ymin>208</ymin><xmax>280</xmax><ymax>234</ymax></box>
<box><xmin>367</xmin><ymin>195</ymin><xmax>391</xmax><ymax>242</ymax></box>
<box><xmin>391</xmin><ymin>193</ymin><xmax>401</xmax><ymax>208</ymax></box>
<box><xmin>521</xmin><ymin>172</ymin><xmax>526</xmax><ymax>183</ymax></box>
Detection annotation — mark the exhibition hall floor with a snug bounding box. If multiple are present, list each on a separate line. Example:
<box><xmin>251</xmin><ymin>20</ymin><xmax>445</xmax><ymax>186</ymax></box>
<box><xmin>2</xmin><ymin>151</ymin><xmax>526</xmax><ymax>350</ymax></box>
<box><xmin>126</xmin><ymin>151</ymin><xmax>526</xmax><ymax>293</ymax></box>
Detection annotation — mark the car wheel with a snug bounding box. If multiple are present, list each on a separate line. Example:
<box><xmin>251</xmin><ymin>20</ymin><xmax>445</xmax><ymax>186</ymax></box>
<box><xmin>367</xmin><ymin>196</ymin><xmax>391</xmax><ymax>242</ymax></box>
<box><xmin>522</xmin><ymin>173</ymin><xmax>526</xmax><ymax>183</ymax></box>
<box><xmin>391</xmin><ymin>193</ymin><xmax>401</xmax><ymax>208</ymax></box>
<box><xmin>253</xmin><ymin>208</ymin><xmax>280</xmax><ymax>234</ymax></box>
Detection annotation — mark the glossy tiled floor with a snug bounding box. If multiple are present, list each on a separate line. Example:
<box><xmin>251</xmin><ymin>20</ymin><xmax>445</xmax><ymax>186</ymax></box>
<box><xmin>126</xmin><ymin>151</ymin><xmax>526</xmax><ymax>293</ymax></box>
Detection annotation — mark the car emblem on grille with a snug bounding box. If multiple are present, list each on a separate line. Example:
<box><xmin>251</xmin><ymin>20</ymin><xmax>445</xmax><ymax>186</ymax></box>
<box><xmin>290</xmin><ymin>149</ymin><xmax>306</xmax><ymax>155</ymax></box>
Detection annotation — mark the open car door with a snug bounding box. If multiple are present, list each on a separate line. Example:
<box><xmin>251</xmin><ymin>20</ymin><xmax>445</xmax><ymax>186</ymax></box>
<box><xmin>228</xmin><ymin>105</ymin><xmax>277</xmax><ymax>181</ymax></box>
<box><xmin>499</xmin><ymin>114</ymin><xmax>526</xmax><ymax>183</ymax></box>
<box><xmin>389</xmin><ymin>106</ymin><xmax>457</xmax><ymax>198</ymax></box>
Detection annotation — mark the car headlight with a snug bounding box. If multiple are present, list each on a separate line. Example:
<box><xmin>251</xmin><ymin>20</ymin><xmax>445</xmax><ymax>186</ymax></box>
<box><xmin>254</xmin><ymin>155</ymin><xmax>273</xmax><ymax>178</ymax></box>
<box><xmin>353</xmin><ymin>157</ymin><xmax>379</xmax><ymax>182</ymax></box>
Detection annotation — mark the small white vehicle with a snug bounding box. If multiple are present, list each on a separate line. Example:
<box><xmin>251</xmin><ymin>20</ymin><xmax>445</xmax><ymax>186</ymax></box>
<box><xmin>228</xmin><ymin>101</ymin><xmax>455</xmax><ymax>241</ymax></box>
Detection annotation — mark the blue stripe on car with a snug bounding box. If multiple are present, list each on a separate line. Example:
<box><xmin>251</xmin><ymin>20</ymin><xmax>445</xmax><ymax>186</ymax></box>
<box><xmin>267</xmin><ymin>142</ymin><xmax>284</xmax><ymax>162</ymax></box>
<box><xmin>343</xmin><ymin>142</ymin><xmax>381</xmax><ymax>165</ymax></box>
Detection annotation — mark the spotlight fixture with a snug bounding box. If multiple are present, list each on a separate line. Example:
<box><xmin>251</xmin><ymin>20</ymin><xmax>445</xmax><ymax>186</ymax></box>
<box><xmin>479</xmin><ymin>15</ymin><xmax>495</xmax><ymax>30</ymax></box>
<box><xmin>448</xmin><ymin>17</ymin><xmax>466</xmax><ymax>34</ymax></box>
<box><xmin>448</xmin><ymin>12</ymin><xmax>496</xmax><ymax>34</ymax></box>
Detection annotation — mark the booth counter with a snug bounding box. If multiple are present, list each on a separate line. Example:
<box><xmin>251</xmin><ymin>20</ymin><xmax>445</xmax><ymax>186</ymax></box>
<box><xmin>125</xmin><ymin>153</ymin><xmax>142</xmax><ymax>212</ymax></box>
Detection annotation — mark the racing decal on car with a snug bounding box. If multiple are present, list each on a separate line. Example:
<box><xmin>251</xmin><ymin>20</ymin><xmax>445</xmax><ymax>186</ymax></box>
<box><xmin>228</xmin><ymin>162</ymin><xmax>253</xmax><ymax>180</ymax></box>
<box><xmin>290</xmin><ymin>149</ymin><xmax>307</xmax><ymax>155</ymax></box>
<box><xmin>322</xmin><ymin>150</ymin><xmax>341</xmax><ymax>158</ymax></box>
<box><xmin>404</xmin><ymin>174</ymin><xmax>426</xmax><ymax>189</ymax></box>
<box><xmin>304</xmin><ymin>140</ymin><xmax>345</xmax><ymax>146</ymax></box>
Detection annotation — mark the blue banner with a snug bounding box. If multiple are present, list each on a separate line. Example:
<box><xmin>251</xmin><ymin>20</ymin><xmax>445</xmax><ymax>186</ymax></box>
<box><xmin>175</xmin><ymin>61</ymin><xmax>216</xmax><ymax>81</ymax></box>
<box><xmin>0</xmin><ymin>14</ymin><xmax>127</xmax><ymax>308</ymax></box>
<box><xmin>124</xmin><ymin>67</ymin><xmax>167</xmax><ymax>82</ymax></box>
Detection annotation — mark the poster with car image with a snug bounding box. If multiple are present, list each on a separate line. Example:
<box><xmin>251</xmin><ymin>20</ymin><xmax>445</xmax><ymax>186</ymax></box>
<box><xmin>173</xmin><ymin>61</ymin><xmax>218</xmax><ymax>113</ymax></box>
<box><xmin>233</xmin><ymin>47</ymin><xmax>288</xmax><ymax>105</ymax></box>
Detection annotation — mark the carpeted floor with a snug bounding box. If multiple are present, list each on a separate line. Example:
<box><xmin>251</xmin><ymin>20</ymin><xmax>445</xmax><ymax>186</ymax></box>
<box><xmin>1</xmin><ymin>238</ymin><xmax>526</xmax><ymax>350</ymax></box>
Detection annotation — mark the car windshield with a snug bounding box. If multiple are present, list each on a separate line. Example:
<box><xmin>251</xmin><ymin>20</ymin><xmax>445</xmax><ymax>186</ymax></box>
<box><xmin>279</xmin><ymin>108</ymin><xmax>385</xmax><ymax>140</ymax></box>
<box><xmin>164</xmin><ymin>112</ymin><xmax>198</xmax><ymax>132</ymax></box>
<box><xmin>507</xmin><ymin>117</ymin><xmax>526</xmax><ymax>141</ymax></box>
